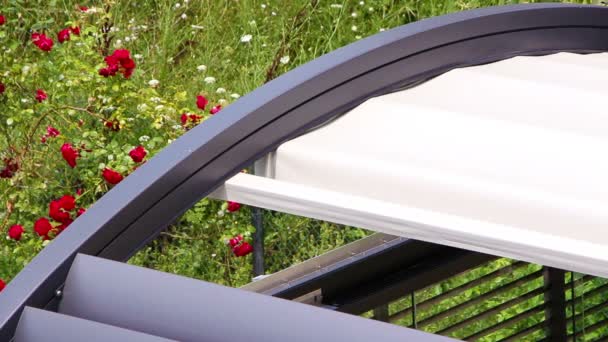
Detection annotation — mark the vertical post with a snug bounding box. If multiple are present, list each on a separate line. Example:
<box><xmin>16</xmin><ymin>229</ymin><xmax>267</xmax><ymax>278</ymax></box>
<box><xmin>412</xmin><ymin>292</ymin><xmax>418</xmax><ymax>329</ymax></box>
<box><xmin>544</xmin><ymin>267</ymin><xmax>567</xmax><ymax>342</ymax></box>
<box><xmin>252</xmin><ymin>206</ymin><xmax>265</xmax><ymax>276</ymax></box>
<box><xmin>373</xmin><ymin>304</ymin><xmax>389</xmax><ymax>322</ymax></box>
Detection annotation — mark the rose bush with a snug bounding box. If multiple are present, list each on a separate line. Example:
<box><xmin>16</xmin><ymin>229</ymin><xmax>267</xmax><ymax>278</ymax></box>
<box><xmin>0</xmin><ymin>3</ymin><xmax>251</xmax><ymax>291</ymax></box>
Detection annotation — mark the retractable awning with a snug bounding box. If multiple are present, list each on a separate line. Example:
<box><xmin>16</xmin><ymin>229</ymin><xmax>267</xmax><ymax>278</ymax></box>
<box><xmin>211</xmin><ymin>52</ymin><xmax>608</xmax><ymax>278</ymax></box>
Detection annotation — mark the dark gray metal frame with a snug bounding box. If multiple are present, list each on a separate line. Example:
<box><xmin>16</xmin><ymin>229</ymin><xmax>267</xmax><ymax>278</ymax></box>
<box><xmin>3</xmin><ymin>3</ymin><xmax>608</xmax><ymax>340</ymax></box>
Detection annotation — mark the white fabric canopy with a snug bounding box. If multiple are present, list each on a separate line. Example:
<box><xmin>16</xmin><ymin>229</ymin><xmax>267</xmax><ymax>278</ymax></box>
<box><xmin>211</xmin><ymin>52</ymin><xmax>608</xmax><ymax>277</ymax></box>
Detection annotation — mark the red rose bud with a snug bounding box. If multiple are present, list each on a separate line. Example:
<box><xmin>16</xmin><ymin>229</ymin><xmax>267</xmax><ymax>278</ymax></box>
<box><xmin>129</xmin><ymin>145</ymin><xmax>147</xmax><ymax>163</ymax></box>
<box><xmin>0</xmin><ymin>83</ymin><xmax>5</xmax><ymax>94</ymax></box>
<box><xmin>233</xmin><ymin>241</ymin><xmax>253</xmax><ymax>257</ymax></box>
<box><xmin>102</xmin><ymin>168</ymin><xmax>123</xmax><ymax>185</ymax></box>
<box><xmin>34</xmin><ymin>217</ymin><xmax>54</xmax><ymax>240</ymax></box>
<box><xmin>8</xmin><ymin>224</ymin><xmax>24</xmax><ymax>241</ymax></box>
<box><xmin>104</xmin><ymin>120</ymin><xmax>120</xmax><ymax>131</ymax></box>
<box><xmin>0</xmin><ymin>279</ymin><xmax>5</xmax><ymax>293</ymax></box>
<box><xmin>79</xmin><ymin>6</ymin><xmax>89</xmax><ymax>12</ymax></box>
<box><xmin>32</xmin><ymin>32</ymin><xmax>54</xmax><ymax>52</ymax></box>
<box><xmin>77</xmin><ymin>208</ymin><xmax>86</xmax><ymax>217</ymax></box>
<box><xmin>228</xmin><ymin>238</ymin><xmax>239</xmax><ymax>247</ymax></box>
<box><xmin>70</xmin><ymin>26</ymin><xmax>80</xmax><ymax>35</ymax></box>
<box><xmin>57</xmin><ymin>28</ymin><xmax>71</xmax><ymax>43</ymax></box>
<box><xmin>227</xmin><ymin>201</ymin><xmax>241</xmax><ymax>212</ymax></box>
<box><xmin>60</xmin><ymin>143</ymin><xmax>79</xmax><ymax>168</ymax></box>
<box><xmin>0</xmin><ymin>15</ymin><xmax>5</xmax><ymax>26</ymax></box>
<box><xmin>210</xmin><ymin>105</ymin><xmax>222</xmax><ymax>115</ymax></box>
<box><xmin>196</xmin><ymin>95</ymin><xmax>208</xmax><ymax>110</ymax></box>
<box><xmin>46</xmin><ymin>126</ymin><xmax>60</xmax><ymax>137</ymax></box>
<box><xmin>35</xmin><ymin>89</ymin><xmax>48</xmax><ymax>102</ymax></box>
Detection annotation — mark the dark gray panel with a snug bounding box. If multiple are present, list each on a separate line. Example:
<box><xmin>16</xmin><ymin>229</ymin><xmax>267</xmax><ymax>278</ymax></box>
<box><xmin>14</xmin><ymin>307</ymin><xmax>175</xmax><ymax>342</ymax></box>
<box><xmin>59</xmin><ymin>254</ymin><xmax>453</xmax><ymax>342</ymax></box>
<box><xmin>3</xmin><ymin>4</ymin><xmax>608</xmax><ymax>340</ymax></box>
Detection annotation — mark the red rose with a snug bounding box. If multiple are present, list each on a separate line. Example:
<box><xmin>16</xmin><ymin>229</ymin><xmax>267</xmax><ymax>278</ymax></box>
<box><xmin>196</xmin><ymin>95</ymin><xmax>208</xmax><ymax>110</ymax></box>
<box><xmin>8</xmin><ymin>224</ymin><xmax>24</xmax><ymax>241</ymax></box>
<box><xmin>102</xmin><ymin>168</ymin><xmax>123</xmax><ymax>185</ymax></box>
<box><xmin>129</xmin><ymin>145</ymin><xmax>147</xmax><ymax>163</ymax></box>
<box><xmin>210</xmin><ymin>105</ymin><xmax>222</xmax><ymax>115</ymax></box>
<box><xmin>180</xmin><ymin>113</ymin><xmax>188</xmax><ymax>125</ymax></box>
<box><xmin>57</xmin><ymin>28</ymin><xmax>71</xmax><ymax>43</ymax></box>
<box><xmin>35</xmin><ymin>89</ymin><xmax>47</xmax><ymax>102</ymax></box>
<box><xmin>60</xmin><ymin>143</ymin><xmax>79</xmax><ymax>168</ymax></box>
<box><xmin>77</xmin><ymin>208</ymin><xmax>86</xmax><ymax>217</ymax></box>
<box><xmin>100</xmin><ymin>49</ymin><xmax>136</xmax><ymax>79</ymax></box>
<box><xmin>0</xmin><ymin>83</ymin><xmax>5</xmax><ymax>94</ymax></box>
<box><xmin>49</xmin><ymin>200</ymin><xmax>71</xmax><ymax>224</ymax></box>
<box><xmin>70</xmin><ymin>26</ymin><xmax>80</xmax><ymax>35</ymax></box>
<box><xmin>34</xmin><ymin>218</ymin><xmax>54</xmax><ymax>240</ymax></box>
<box><xmin>0</xmin><ymin>279</ymin><xmax>5</xmax><ymax>293</ymax></box>
<box><xmin>227</xmin><ymin>201</ymin><xmax>241</xmax><ymax>212</ymax></box>
<box><xmin>233</xmin><ymin>241</ymin><xmax>253</xmax><ymax>257</ymax></box>
<box><xmin>46</xmin><ymin>126</ymin><xmax>60</xmax><ymax>137</ymax></box>
<box><xmin>79</xmin><ymin>6</ymin><xmax>89</xmax><ymax>12</ymax></box>
<box><xmin>32</xmin><ymin>32</ymin><xmax>54</xmax><ymax>52</ymax></box>
<box><xmin>113</xmin><ymin>49</ymin><xmax>130</xmax><ymax>60</ymax></box>
<box><xmin>0</xmin><ymin>15</ymin><xmax>5</xmax><ymax>26</ymax></box>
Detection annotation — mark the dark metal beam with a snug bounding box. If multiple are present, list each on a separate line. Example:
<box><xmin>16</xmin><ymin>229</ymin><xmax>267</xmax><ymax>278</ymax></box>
<box><xmin>544</xmin><ymin>267</ymin><xmax>567</xmax><ymax>342</ymax></box>
<box><xmin>389</xmin><ymin>260</ymin><xmax>527</xmax><ymax>323</ymax></box>
<box><xmin>328</xmin><ymin>248</ymin><xmax>496</xmax><ymax>315</ymax></box>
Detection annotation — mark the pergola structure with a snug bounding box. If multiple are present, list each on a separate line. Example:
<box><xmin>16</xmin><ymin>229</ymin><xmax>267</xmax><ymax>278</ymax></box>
<box><xmin>2</xmin><ymin>3</ymin><xmax>608</xmax><ymax>341</ymax></box>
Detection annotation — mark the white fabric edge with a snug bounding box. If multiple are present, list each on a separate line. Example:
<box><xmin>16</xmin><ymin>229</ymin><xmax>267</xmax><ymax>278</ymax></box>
<box><xmin>209</xmin><ymin>173</ymin><xmax>608</xmax><ymax>278</ymax></box>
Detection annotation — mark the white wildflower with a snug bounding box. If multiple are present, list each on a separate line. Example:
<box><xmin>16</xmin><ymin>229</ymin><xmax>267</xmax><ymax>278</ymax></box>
<box><xmin>134</xmin><ymin>54</ymin><xmax>143</xmax><ymax>60</ymax></box>
<box><xmin>191</xmin><ymin>25</ymin><xmax>204</xmax><ymax>30</ymax></box>
<box><xmin>379</xmin><ymin>28</ymin><xmax>386</xmax><ymax>32</ymax></box>
<box><xmin>261</xmin><ymin>4</ymin><xmax>267</xmax><ymax>8</ymax></box>
<box><xmin>216</xmin><ymin>87</ymin><xmax>226</xmax><ymax>94</ymax></box>
<box><xmin>155</xmin><ymin>105</ymin><xmax>165</xmax><ymax>111</ymax></box>
<box><xmin>137</xmin><ymin>103</ymin><xmax>148</xmax><ymax>112</ymax></box>
<box><xmin>351</xmin><ymin>25</ymin><xmax>358</xmax><ymax>32</ymax></box>
<box><xmin>351</xmin><ymin>12</ymin><xmax>358</xmax><ymax>18</ymax></box>
<box><xmin>114</xmin><ymin>39</ymin><xmax>123</xmax><ymax>47</ymax></box>
<box><xmin>139</xmin><ymin>135</ymin><xmax>151</xmax><ymax>142</ymax></box>
<box><xmin>196</xmin><ymin>64</ymin><xmax>207</xmax><ymax>72</ymax></box>
<box><xmin>172</xmin><ymin>124</ymin><xmax>182</xmax><ymax>130</ymax></box>
<box><xmin>204</xmin><ymin>76</ymin><xmax>216</xmax><ymax>84</ymax></box>
<box><xmin>125</xmin><ymin>36</ymin><xmax>131</xmax><ymax>42</ymax></box>
<box><xmin>271</xmin><ymin>11</ymin><xmax>276</xmax><ymax>16</ymax></box>
<box><xmin>330</xmin><ymin>4</ymin><xmax>342</xmax><ymax>8</ymax></box>
<box><xmin>181</xmin><ymin>13</ymin><xmax>187</xmax><ymax>20</ymax></box>
<box><xmin>218</xmin><ymin>99</ymin><xmax>228</xmax><ymax>105</ymax></box>
<box><xmin>279</xmin><ymin>55</ymin><xmax>290</xmax><ymax>64</ymax></box>
<box><xmin>174</xmin><ymin>3</ymin><xmax>181</xmax><ymax>8</ymax></box>
<box><xmin>240</xmin><ymin>34</ymin><xmax>253</xmax><ymax>43</ymax></box>
<box><xmin>148</xmin><ymin>79</ymin><xmax>160</xmax><ymax>88</ymax></box>
<box><xmin>150</xmin><ymin>97</ymin><xmax>162</xmax><ymax>103</ymax></box>
<box><xmin>230</xmin><ymin>93</ymin><xmax>240</xmax><ymax>99</ymax></box>
<box><xmin>21</xmin><ymin>65</ymin><xmax>30</xmax><ymax>74</ymax></box>
<box><xmin>249</xmin><ymin>20</ymin><xmax>256</xmax><ymax>26</ymax></box>
<box><xmin>359</xmin><ymin>1</ymin><xmax>364</xmax><ymax>5</ymax></box>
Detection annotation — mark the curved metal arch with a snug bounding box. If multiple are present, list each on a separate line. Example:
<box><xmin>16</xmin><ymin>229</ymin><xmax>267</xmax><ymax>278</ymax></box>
<box><xmin>3</xmin><ymin>3</ymin><xmax>608</xmax><ymax>339</ymax></box>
